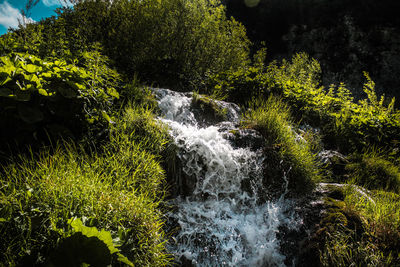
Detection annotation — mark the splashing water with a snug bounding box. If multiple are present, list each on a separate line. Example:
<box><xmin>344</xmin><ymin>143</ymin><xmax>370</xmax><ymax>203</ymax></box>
<box><xmin>154</xmin><ymin>89</ymin><xmax>298</xmax><ymax>266</ymax></box>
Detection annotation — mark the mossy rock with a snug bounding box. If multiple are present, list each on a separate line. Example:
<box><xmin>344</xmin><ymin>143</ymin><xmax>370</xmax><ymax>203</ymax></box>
<box><xmin>190</xmin><ymin>94</ymin><xmax>228</xmax><ymax>125</ymax></box>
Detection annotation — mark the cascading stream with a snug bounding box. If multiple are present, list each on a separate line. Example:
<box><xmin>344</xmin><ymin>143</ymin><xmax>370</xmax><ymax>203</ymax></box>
<box><xmin>154</xmin><ymin>89</ymin><xmax>299</xmax><ymax>266</ymax></box>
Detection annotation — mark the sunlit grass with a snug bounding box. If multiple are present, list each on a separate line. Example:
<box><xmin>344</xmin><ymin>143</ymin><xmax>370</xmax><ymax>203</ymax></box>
<box><xmin>320</xmin><ymin>186</ymin><xmax>400</xmax><ymax>266</ymax></box>
<box><xmin>345</xmin><ymin>151</ymin><xmax>400</xmax><ymax>194</ymax></box>
<box><xmin>242</xmin><ymin>96</ymin><xmax>320</xmax><ymax>196</ymax></box>
<box><xmin>0</xmin><ymin>104</ymin><xmax>172</xmax><ymax>266</ymax></box>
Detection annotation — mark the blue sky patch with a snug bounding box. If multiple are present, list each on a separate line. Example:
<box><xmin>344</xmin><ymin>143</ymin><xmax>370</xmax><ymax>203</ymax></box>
<box><xmin>0</xmin><ymin>0</ymin><xmax>65</xmax><ymax>36</ymax></box>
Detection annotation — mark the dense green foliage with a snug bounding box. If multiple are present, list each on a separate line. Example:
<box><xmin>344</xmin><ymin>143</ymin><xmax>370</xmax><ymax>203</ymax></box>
<box><xmin>0</xmin><ymin>105</ymin><xmax>171</xmax><ymax>266</ymax></box>
<box><xmin>210</xmin><ymin>52</ymin><xmax>400</xmax><ymax>155</ymax></box>
<box><xmin>346</xmin><ymin>152</ymin><xmax>400</xmax><ymax>193</ymax></box>
<box><xmin>1</xmin><ymin>0</ymin><xmax>400</xmax><ymax>265</ymax></box>
<box><xmin>0</xmin><ymin>38</ymin><xmax>120</xmax><ymax>152</ymax></box>
<box><xmin>19</xmin><ymin>0</ymin><xmax>250</xmax><ymax>88</ymax></box>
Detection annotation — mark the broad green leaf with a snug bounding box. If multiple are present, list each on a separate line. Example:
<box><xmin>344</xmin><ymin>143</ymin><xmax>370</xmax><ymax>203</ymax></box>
<box><xmin>68</xmin><ymin>218</ymin><xmax>134</xmax><ymax>266</ymax></box>
<box><xmin>41</xmin><ymin>72</ymin><xmax>52</xmax><ymax>79</ymax></box>
<box><xmin>65</xmin><ymin>80</ymin><xmax>85</xmax><ymax>91</ymax></box>
<box><xmin>69</xmin><ymin>218</ymin><xmax>117</xmax><ymax>254</ymax></box>
<box><xmin>38</xmin><ymin>89</ymin><xmax>48</xmax><ymax>96</ymax></box>
<box><xmin>0</xmin><ymin>74</ymin><xmax>12</xmax><ymax>86</ymax></box>
<box><xmin>23</xmin><ymin>64</ymin><xmax>40</xmax><ymax>73</ymax></box>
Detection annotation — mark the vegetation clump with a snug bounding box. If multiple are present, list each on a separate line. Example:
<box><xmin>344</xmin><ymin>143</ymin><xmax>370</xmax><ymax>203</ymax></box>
<box><xmin>319</xmin><ymin>187</ymin><xmax>400</xmax><ymax>266</ymax></box>
<box><xmin>242</xmin><ymin>96</ymin><xmax>319</xmax><ymax>196</ymax></box>
<box><xmin>191</xmin><ymin>92</ymin><xmax>228</xmax><ymax>122</ymax></box>
<box><xmin>345</xmin><ymin>151</ymin><xmax>400</xmax><ymax>193</ymax></box>
<box><xmin>210</xmin><ymin>52</ymin><xmax>400</xmax><ymax>155</ymax></box>
<box><xmin>0</xmin><ymin>104</ymin><xmax>171</xmax><ymax>266</ymax></box>
<box><xmin>0</xmin><ymin>42</ymin><xmax>120</xmax><ymax>153</ymax></box>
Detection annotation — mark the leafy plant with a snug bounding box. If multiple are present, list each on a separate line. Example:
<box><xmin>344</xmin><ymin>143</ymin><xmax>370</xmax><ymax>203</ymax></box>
<box><xmin>49</xmin><ymin>218</ymin><xmax>133</xmax><ymax>267</ymax></box>
<box><xmin>207</xmin><ymin>47</ymin><xmax>269</xmax><ymax>104</ymax></box>
<box><xmin>234</xmin><ymin>52</ymin><xmax>400</xmax><ymax>154</ymax></box>
<box><xmin>44</xmin><ymin>0</ymin><xmax>251</xmax><ymax>88</ymax></box>
<box><xmin>0</xmin><ymin>47</ymin><xmax>120</xmax><ymax>151</ymax></box>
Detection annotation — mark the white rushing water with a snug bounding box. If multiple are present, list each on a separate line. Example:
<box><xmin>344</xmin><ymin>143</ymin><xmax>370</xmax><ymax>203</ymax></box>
<box><xmin>155</xmin><ymin>89</ymin><xmax>299</xmax><ymax>266</ymax></box>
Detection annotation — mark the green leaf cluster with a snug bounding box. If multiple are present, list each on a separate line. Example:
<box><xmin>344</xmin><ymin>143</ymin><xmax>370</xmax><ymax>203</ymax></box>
<box><xmin>26</xmin><ymin>0</ymin><xmax>250</xmax><ymax>89</ymax></box>
<box><xmin>271</xmin><ymin>54</ymin><xmax>400</xmax><ymax>153</ymax></box>
<box><xmin>210</xmin><ymin>52</ymin><xmax>400</xmax><ymax>154</ymax></box>
<box><xmin>0</xmin><ymin>46</ymin><xmax>120</xmax><ymax>150</ymax></box>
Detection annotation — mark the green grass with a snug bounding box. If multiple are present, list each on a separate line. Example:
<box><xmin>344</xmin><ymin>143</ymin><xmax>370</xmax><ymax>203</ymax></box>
<box><xmin>242</xmin><ymin>96</ymin><xmax>320</xmax><ymax>196</ymax></box>
<box><xmin>0</xmin><ymin>104</ymin><xmax>172</xmax><ymax>266</ymax></box>
<box><xmin>320</xmin><ymin>187</ymin><xmax>400</xmax><ymax>266</ymax></box>
<box><xmin>345</xmin><ymin>151</ymin><xmax>400</xmax><ymax>194</ymax></box>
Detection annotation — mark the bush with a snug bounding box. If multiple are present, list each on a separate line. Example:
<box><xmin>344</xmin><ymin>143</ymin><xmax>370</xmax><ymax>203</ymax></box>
<box><xmin>207</xmin><ymin>48</ymin><xmax>270</xmax><ymax>104</ymax></box>
<box><xmin>0</xmin><ymin>46</ymin><xmax>120</xmax><ymax>152</ymax></box>
<box><xmin>241</xmin><ymin>96</ymin><xmax>319</xmax><ymax>196</ymax></box>
<box><xmin>41</xmin><ymin>0</ymin><xmax>251</xmax><ymax>89</ymax></box>
<box><xmin>0</xmin><ymin>104</ymin><xmax>171</xmax><ymax>266</ymax></box>
<box><xmin>269</xmin><ymin>53</ymin><xmax>400</xmax><ymax>154</ymax></box>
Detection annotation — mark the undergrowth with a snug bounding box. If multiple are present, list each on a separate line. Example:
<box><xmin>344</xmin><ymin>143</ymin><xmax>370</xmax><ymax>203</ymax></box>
<box><xmin>0</xmin><ymin>104</ymin><xmax>172</xmax><ymax>266</ymax></box>
<box><xmin>346</xmin><ymin>151</ymin><xmax>400</xmax><ymax>194</ymax></box>
<box><xmin>320</xmin><ymin>186</ymin><xmax>400</xmax><ymax>266</ymax></box>
<box><xmin>209</xmin><ymin>52</ymin><xmax>400</xmax><ymax>155</ymax></box>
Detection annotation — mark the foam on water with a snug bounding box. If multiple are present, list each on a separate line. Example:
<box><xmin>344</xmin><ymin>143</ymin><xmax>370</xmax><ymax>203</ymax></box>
<box><xmin>155</xmin><ymin>88</ymin><xmax>297</xmax><ymax>266</ymax></box>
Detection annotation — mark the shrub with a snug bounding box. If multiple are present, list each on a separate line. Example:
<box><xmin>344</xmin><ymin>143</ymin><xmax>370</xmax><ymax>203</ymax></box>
<box><xmin>40</xmin><ymin>0</ymin><xmax>251</xmax><ymax>89</ymax></box>
<box><xmin>0</xmin><ymin>46</ymin><xmax>120</xmax><ymax>152</ymax></box>
<box><xmin>242</xmin><ymin>96</ymin><xmax>319</xmax><ymax>196</ymax></box>
<box><xmin>207</xmin><ymin>48</ymin><xmax>270</xmax><ymax>104</ymax></box>
<box><xmin>259</xmin><ymin>53</ymin><xmax>400</xmax><ymax>154</ymax></box>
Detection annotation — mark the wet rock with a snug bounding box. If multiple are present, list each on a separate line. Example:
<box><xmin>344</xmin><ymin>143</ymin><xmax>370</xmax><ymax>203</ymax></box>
<box><xmin>178</xmin><ymin>255</ymin><xmax>196</xmax><ymax>267</ymax></box>
<box><xmin>165</xmin><ymin>152</ymin><xmax>201</xmax><ymax>198</ymax></box>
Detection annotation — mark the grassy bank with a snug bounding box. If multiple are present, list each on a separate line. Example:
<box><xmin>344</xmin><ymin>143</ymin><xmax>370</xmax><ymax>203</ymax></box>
<box><xmin>0</xmin><ymin>104</ymin><xmax>172</xmax><ymax>266</ymax></box>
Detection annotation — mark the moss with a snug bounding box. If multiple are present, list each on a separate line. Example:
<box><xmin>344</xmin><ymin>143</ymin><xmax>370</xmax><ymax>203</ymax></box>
<box><xmin>191</xmin><ymin>92</ymin><xmax>228</xmax><ymax>121</ymax></box>
<box><xmin>316</xmin><ymin>185</ymin><xmax>400</xmax><ymax>266</ymax></box>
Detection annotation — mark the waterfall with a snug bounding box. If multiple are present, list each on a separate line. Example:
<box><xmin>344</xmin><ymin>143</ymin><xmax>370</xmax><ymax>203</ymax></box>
<box><xmin>154</xmin><ymin>89</ymin><xmax>300</xmax><ymax>266</ymax></box>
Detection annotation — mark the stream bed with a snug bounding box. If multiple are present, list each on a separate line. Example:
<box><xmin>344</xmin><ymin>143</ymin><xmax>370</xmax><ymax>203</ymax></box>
<box><xmin>154</xmin><ymin>89</ymin><xmax>302</xmax><ymax>266</ymax></box>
